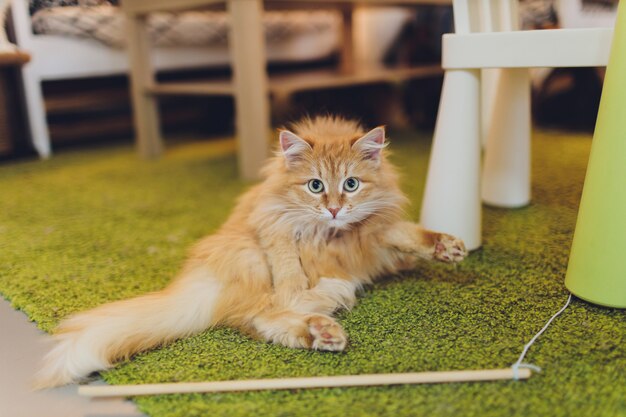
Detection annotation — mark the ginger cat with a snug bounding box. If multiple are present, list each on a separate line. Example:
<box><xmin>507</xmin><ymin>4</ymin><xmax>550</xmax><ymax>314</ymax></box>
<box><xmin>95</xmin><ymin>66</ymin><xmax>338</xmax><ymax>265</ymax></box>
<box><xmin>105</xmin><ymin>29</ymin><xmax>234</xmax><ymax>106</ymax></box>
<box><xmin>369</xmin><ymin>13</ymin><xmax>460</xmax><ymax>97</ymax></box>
<box><xmin>35</xmin><ymin>116</ymin><xmax>466</xmax><ymax>388</ymax></box>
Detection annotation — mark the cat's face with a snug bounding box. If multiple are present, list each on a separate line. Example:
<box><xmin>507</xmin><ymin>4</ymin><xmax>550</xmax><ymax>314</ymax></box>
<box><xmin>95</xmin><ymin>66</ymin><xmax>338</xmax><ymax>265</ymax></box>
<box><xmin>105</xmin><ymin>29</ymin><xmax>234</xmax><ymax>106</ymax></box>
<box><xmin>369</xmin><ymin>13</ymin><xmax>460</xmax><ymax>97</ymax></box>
<box><xmin>273</xmin><ymin>123</ymin><xmax>403</xmax><ymax>231</ymax></box>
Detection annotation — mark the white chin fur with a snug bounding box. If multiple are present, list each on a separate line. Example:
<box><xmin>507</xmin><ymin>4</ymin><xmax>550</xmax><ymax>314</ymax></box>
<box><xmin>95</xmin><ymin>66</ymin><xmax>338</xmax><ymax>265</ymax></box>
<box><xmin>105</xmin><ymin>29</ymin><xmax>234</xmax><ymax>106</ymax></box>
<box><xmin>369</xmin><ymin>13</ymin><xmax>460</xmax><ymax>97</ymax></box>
<box><xmin>327</xmin><ymin>218</ymin><xmax>349</xmax><ymax>228</ymax></box>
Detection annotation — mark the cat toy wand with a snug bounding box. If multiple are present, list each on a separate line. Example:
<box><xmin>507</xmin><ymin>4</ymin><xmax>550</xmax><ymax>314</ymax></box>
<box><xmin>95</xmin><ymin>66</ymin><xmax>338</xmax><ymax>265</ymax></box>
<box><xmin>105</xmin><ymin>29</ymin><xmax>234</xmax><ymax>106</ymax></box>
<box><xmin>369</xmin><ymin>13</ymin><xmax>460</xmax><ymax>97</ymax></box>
<box><xmin>78</xmin><ymin>368</ymin><xmax>531</xmax><ymax>398</ymax></box>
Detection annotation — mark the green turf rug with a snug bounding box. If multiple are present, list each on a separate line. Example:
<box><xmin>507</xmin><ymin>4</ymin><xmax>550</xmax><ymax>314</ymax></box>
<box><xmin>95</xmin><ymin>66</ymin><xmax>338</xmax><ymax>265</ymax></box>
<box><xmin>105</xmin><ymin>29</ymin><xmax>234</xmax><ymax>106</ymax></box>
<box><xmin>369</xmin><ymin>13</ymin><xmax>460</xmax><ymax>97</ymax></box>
<box><xmin>1</xmin><ymin>131</ymin><xmax>625</xmax><ymax>417</ymax></box>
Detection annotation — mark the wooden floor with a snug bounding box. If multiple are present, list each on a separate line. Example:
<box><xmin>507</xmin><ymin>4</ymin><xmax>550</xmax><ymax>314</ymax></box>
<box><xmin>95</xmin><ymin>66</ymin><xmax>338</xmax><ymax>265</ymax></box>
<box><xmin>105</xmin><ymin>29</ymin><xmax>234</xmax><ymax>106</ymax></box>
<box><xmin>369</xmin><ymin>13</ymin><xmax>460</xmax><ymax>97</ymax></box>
<box><xmin>0</xmin><ymin>298</ymin><xmax>145</xmax><ymax>417</ymax></box>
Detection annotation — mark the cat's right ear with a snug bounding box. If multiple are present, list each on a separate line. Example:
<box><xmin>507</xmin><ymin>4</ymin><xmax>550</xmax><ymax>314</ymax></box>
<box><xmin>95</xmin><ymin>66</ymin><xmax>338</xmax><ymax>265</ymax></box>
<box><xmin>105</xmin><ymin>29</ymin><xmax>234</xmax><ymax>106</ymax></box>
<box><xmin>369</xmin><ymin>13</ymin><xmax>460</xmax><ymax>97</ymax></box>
<box><xmin>279</xmin><ymin>130</ymin><xmax>312</xmax><ymax>165</ymax></box>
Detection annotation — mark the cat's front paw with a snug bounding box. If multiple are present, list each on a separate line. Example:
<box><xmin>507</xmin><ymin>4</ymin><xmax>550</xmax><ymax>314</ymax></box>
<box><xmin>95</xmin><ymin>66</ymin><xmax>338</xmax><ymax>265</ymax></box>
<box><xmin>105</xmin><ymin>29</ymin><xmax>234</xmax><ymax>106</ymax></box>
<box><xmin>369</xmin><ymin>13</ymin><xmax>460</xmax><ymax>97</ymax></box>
<box><xmin>307</xmin><ymin>315</ymin><xmax>347</xmax><ymax>352</ymax></box>
<box><xmin>433</xmin><ymin>234</ymin><xmax>467</xmax><ymax>263</ymax></box>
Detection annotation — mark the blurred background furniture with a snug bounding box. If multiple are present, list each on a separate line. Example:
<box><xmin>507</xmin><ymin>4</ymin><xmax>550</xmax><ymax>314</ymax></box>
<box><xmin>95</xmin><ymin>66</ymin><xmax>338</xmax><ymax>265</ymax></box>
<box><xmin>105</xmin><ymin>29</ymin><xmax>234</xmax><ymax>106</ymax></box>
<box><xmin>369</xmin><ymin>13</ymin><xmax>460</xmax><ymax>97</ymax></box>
<box><xmin>11</xmin><ymin>0</ymin><xmax>447</xmax><ymax>163</ymax></box>
<box><xmin>420</xmin><ymin>0</ymin><xmax>615</xmax><ymax>250</ymax></box>
<box><xmin>10</xmin><ymin>0</ymin><xmax>346</xmax><ymax>158</ymax></box>
<box><xmin>1</xmin><ymin>0</ymin><xmax>30</xmax><ymax>157</ymax></box>
<box><xmin>0</xmin><ymin>50</ymin><xmax>30</xmax><ymax>158</ymax></box>
<box><xmin>120</xmin><ymin>0</ymin><xmax>450</xmax><ymax>179</ymax></box>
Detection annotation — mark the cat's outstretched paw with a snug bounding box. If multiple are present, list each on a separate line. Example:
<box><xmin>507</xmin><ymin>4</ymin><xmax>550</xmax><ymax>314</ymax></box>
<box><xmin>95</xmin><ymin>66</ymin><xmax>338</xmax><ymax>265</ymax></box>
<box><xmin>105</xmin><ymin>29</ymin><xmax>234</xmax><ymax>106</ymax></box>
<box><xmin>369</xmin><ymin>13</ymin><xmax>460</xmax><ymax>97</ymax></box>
<box><xmin>308</xmin><ymin>315</ymin><xmax>347</xmax><ymax>352</ymax></box>
<box><xmin>433</xmin><ymin>234</ymin><xmax>467</xmax><ymax>263</ymax></box>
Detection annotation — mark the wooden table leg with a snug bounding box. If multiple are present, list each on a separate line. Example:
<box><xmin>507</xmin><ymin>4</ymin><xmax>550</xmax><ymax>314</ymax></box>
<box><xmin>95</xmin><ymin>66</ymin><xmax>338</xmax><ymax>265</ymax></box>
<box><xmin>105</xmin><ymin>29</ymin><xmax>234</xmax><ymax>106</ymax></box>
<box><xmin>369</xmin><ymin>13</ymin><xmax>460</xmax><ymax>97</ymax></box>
<box><xmin>228</xmin><ymin>0</ymin><xmax>271</xmax><ymax>180</ymax></box>
<box><xmin>126</xmin><ymin>13</ymin><xmax>162</xmax><ymax>158</ymax></box>
<box><xmin>339</xmin><ymin>4</ymin><xmax>354</xmax><ymax>74</ymax></box>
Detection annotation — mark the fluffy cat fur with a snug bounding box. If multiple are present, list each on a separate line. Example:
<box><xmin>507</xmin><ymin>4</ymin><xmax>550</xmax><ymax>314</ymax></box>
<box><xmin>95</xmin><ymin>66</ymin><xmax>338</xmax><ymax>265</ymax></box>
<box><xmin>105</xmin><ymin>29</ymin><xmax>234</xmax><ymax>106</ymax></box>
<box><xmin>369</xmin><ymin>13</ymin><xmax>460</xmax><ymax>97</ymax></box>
<box><xmin>34</xmin><ymin>116</ymin><xmax>466</xmax><ymax>388</ymax></box>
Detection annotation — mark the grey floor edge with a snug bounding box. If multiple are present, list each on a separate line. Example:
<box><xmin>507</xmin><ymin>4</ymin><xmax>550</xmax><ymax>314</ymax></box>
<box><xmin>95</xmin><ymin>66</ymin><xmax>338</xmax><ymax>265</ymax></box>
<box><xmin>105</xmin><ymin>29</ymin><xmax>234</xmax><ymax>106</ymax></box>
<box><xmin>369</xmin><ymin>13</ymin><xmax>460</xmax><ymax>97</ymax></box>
<box><xmin>0</xmin><ymin>297</ymin><xmax>145</xmax><ymax>417</ymax></box>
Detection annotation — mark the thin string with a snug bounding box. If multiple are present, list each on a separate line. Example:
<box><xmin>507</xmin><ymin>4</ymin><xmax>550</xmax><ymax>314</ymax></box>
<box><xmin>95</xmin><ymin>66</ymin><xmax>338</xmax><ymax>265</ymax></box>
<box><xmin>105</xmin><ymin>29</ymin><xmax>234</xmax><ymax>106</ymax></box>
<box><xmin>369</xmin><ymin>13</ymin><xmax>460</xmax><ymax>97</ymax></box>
<box><xmin>511</xmin><ymin>293</ymin><xmax>573</xmax><ymax>380</ymax></box>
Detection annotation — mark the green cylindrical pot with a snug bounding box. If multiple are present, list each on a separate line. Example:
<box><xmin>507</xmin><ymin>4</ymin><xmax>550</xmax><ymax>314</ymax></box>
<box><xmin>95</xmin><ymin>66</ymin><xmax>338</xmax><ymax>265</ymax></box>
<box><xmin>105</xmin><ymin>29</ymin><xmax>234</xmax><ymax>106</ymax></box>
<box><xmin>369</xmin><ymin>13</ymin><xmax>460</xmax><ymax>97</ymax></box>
<box><xmin>565</xmin><ymin>1</ymin><xmax>626</xmax><ymax>308</ymax></box>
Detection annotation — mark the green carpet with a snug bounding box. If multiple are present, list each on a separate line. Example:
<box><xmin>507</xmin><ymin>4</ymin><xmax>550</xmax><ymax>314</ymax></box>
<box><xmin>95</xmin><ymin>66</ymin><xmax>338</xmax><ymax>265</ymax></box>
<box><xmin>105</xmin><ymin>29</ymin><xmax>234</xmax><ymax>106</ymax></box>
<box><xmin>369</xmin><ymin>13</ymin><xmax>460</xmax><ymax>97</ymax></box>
<box><xmin>1</xmin><ymin>131</ymin><xmax>625</xmax><ymax>417</ymax></box>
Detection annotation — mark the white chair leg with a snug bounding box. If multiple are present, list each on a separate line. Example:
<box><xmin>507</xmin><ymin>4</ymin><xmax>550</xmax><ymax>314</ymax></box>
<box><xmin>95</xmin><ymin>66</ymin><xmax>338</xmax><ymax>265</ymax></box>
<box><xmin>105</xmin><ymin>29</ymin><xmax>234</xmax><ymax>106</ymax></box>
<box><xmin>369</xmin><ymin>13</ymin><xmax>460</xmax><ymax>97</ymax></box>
<box><xmin>481</xmin><ymin>68</ymin><xmax>531</xmax><ymax>208</ymax></box>
<box><xmin>420</xmin><ymin>69</ymin><xmax>482</xmax><ymax>251</ymax></box>
<box><xmin>21</xmin><ymin>69</ymin><xmax>51</xmax><ymax>158</ymax></box>
<box><xmin>481</xmin><ymin>68</ymin><xmax>500</xmax><ymax>147</ymax></box>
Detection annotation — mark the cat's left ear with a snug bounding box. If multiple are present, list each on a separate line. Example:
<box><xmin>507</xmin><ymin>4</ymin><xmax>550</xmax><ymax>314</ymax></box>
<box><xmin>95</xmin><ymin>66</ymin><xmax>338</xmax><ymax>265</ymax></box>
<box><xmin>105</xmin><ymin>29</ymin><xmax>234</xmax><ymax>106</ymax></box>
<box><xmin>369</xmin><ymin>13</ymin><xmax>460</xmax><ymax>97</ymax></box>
<box><xmin>279</xmin><ymin>130</ymin><xmax>312</xmax><ymax>165</ymax></box>
<box><xmin>352</xmin><ymin>126</ymin><xmax>387</xmax><ymax>163</ymax></box>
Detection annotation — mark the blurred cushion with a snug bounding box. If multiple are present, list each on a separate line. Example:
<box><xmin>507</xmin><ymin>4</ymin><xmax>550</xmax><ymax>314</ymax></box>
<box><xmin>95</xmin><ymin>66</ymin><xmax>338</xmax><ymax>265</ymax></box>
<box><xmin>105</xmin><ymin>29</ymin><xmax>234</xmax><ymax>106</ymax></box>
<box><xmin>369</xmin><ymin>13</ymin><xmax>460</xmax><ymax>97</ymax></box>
<box><xmin>31</xmin><ymin>6</ymin><xmax>341</xmax><ymax>49</ymax></box>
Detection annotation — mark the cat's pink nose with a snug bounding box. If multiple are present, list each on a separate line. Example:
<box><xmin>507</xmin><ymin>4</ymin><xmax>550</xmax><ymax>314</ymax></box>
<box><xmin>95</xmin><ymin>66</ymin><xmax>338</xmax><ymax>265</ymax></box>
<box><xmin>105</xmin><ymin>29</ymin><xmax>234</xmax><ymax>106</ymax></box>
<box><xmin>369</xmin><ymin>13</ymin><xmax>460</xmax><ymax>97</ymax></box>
<box><xmin>328</xmin><ymin>207</ymin><xmax>341</xmax><ymax>218</ymax></box>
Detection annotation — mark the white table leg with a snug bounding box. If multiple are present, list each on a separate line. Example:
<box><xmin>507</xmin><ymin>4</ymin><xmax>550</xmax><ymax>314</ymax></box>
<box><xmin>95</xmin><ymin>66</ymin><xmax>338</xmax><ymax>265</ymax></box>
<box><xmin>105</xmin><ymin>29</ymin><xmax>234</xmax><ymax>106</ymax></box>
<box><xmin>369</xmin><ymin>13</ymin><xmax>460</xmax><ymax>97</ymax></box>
<box><xmin>228</xmin><ymin>0</ymin><xmax>270</xmax><ymax>180</ymax></box>
<box><xmin>482</xmin><ymin>68</ymin><xmax>531</xmax><ymax>208</ymax></box>
<box><xmin>420</xmin><ymin>69</ymin><xmax>482</xmax><ymax>251</ymax></box>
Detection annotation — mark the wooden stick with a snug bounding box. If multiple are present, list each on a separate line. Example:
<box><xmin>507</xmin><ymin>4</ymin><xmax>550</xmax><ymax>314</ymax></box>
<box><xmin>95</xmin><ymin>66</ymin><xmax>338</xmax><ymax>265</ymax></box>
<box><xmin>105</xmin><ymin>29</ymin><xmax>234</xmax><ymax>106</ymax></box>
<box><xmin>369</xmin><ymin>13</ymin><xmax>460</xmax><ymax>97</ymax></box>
<box><xmin>78</xmin><ymin>368</ymin><xmax>531</xmax><ymax>398</ymax></box>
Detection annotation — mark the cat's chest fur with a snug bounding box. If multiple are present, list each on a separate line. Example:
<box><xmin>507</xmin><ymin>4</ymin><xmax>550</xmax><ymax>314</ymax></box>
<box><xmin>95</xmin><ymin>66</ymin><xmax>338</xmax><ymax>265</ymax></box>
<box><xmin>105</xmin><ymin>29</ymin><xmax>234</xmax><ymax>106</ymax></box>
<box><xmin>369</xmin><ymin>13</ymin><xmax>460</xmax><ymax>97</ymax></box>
<box><xmin>295</xmin><ymin>226</ymin><xmax>388</xmax><ymax>285</ymax></box>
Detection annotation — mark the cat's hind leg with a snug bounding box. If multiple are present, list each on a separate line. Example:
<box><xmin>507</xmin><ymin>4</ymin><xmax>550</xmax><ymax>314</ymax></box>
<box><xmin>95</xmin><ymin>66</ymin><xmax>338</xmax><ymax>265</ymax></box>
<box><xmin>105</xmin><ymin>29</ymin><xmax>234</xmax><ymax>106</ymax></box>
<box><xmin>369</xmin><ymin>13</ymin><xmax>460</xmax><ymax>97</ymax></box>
<box><xmin>251</xmin><ymin>277</ymin><xmax>358</xmax><ymax>352</ymax></box>
<box><xmin>252</xmin><ymin>311</ymin><xmax>347</xmax><ymax>352</ymax></box>
<box><xmin>308</xmin><ymin>315</ymin><xmax>347</xmax><ymax>351</ymax></box>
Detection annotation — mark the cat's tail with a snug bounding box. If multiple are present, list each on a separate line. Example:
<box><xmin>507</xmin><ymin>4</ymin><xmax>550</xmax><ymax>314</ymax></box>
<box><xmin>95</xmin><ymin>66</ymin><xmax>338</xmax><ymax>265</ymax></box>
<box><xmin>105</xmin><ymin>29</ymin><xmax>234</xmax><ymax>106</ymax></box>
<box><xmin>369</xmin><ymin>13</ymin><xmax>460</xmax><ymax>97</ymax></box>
<box><xmin>33</xmin><ymin>268</ymin><xmax>222</xmax><ymax>389</ymax></box>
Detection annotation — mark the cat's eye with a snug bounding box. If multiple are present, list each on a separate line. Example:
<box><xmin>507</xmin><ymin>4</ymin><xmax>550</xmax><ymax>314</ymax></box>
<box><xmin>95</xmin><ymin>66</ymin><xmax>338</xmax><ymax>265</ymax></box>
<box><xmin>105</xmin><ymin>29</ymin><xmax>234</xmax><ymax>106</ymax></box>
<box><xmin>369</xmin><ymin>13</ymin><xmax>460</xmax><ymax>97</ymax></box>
<box><xmin>308</xmin><ymin>179</ymin><xmax>325</xmax><ymax>194</ymax></box>
<box><xmin>343</xmin><ymin>177</ymin><xmax>360</xmax><ymax>192</ymax></box>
